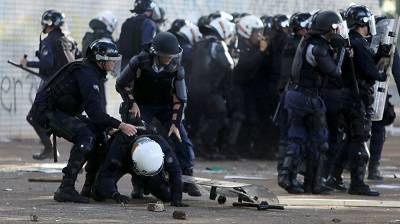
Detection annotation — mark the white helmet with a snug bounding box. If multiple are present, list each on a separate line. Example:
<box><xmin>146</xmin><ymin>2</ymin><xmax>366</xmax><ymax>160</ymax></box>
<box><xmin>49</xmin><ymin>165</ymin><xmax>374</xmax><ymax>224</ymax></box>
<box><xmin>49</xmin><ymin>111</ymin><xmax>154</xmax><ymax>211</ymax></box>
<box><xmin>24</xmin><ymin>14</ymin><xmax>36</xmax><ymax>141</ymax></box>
<box><xmin>94</xmin><ymin>11</ymin><xmax>118</xmax><ymax>33</ymax></box>
<box><xmin>237</xmin><ymin>15</ymin><xmax>264</xmax><ymax>39</ymax></box>
<box><xmin>209</xmin><ymin>17</ymin><xmax>236</xmax><ymax>41</ymax></box>
<box><xmin>131</xmin><ymin>137</ymin><xmax>164</xmax><ymax>176</ymax></box>
<box><xmin>178</xmin><ymin>22</ymin><xmax>202</xmax><ymax>45</ymax></box>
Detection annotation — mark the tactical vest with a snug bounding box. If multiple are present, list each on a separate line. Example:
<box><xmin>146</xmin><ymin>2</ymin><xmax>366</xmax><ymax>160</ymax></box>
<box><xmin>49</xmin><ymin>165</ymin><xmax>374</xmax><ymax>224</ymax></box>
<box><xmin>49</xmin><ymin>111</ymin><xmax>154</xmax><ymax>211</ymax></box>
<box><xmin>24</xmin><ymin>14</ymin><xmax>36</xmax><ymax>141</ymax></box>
<box><xmin>133</xmin><ymin>54</ymin><xmax>176</xmax><ymax>105</ymax></box>
<box><xmin>291</xmin><ymin>36</ymin><xmax>326</xmax><ymax>89</ymax></box>
<box><xmin>119</xmin><ymin>15</ymin><xmax>146</xmax><ymax>68</ymax></box>
<box><xmin>189</xmin><ymin>38</ymin><xmax>228</xmax><ymax>94</ymax></box>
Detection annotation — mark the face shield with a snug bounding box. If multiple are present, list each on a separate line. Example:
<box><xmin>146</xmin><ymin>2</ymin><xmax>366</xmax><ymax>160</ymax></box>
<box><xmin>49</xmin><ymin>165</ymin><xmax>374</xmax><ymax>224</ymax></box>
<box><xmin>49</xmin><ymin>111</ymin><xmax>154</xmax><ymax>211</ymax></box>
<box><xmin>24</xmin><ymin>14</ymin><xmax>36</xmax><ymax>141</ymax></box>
<box><xmin>152</xmin><ymin>48</ymin><xmax>183</xmax><ymax>73</ymax></box>
<box><xmin>332</xmin><ymin>21</ymin><xmax>349</xmax><ymax>39</ymax></box>
<box><xmin>96</xmin><ymin>54</ymin><xmax>122</xmax><ymax>77</ymax></box>
<box><xmin>280</xmin><ymin>19</ymin><xmax>289</xmax><ymax>28</ymax></box>
<box><xmin>364</xmin><ymin>15</ymin><xmax>377</xmax><ymax>36</ymax></box>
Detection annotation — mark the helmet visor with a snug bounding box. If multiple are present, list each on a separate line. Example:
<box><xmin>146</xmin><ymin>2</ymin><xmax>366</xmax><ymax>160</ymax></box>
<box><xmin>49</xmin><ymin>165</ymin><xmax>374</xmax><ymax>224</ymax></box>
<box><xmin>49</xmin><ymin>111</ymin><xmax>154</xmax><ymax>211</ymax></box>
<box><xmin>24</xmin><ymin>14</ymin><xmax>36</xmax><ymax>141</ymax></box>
<box><xmin>95</xmin><ymin>54</ymin><xmax>122</xmax><ymax>77</ymax></box>
<box><xmin>332</xmin><ymin>21</ymin><xmax>349</xmax><ymax>39</ymax></box>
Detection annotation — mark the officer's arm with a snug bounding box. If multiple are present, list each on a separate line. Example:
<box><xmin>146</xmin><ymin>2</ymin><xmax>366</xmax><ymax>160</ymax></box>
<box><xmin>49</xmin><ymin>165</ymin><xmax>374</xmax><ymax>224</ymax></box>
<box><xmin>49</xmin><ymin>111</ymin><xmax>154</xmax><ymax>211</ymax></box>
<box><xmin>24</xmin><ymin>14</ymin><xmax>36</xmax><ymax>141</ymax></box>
<box><xmin>392</xmin><ymin>49</ymin><xmax>400</xmax><ymax>96</ymax></box>
<box><xmin>353</xmin><ymin>40</ymin><xmax>384</xmax><ymax>81</ymax></box>
<box><xmin>27</xmin><ymin>43</ymin><xmax>54</xmax><ymax>71</ymax></box>
<box><xmin>155</xmin><ymin>136</ymin><xmax>183</xmax><ymax>203</ymax></box>
<box><xmin>77</xmin><ymin>69</ymin><xmax>121</xmax><ymax>128</ymax></box>
<box><xmin>116</xmin><ymin>57</ymin><xmax>140</xmax><ymax>104</ymax></box>
<box><xmin>141</xmin><ymin>19</ymin><xmax>156</xmax><ymax>45</ymax></box>
<box><xmin>313</xmin><ymin>44</ymin><xmax>344</xmax><ymax>78</ymax></box>
<box><xmin>172</xmin><ymin>67</ymin><xmax>187</xmax><ymax>126</ymax></box>
<box><xmin>213</xmin><ymin>42</ymin><xmax>234</xmax><ymax>72</ymax></box>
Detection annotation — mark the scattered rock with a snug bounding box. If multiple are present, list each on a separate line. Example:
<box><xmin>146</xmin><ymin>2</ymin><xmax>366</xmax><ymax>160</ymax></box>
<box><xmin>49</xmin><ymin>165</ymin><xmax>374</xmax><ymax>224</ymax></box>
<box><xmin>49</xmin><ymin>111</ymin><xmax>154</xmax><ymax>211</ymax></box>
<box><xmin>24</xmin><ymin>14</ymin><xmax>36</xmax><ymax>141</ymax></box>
<box><xmin>173</xmin><ymin>210</ymin><xmax>186</xmax><ymax>220</ymax></box>
<box><xmin>332</xmin><ymin>218</ymin><xmax>341</xmax><ymax>223</ymax></box>
<box><xmin>147</xmin><ymin>201</ymin><xmax>165</xmax><ymax>212</ymax></box>
<box><xmin>30</xmin><ymin>214</ymin><xmax>38</xmax><ymax>222</ymax></box>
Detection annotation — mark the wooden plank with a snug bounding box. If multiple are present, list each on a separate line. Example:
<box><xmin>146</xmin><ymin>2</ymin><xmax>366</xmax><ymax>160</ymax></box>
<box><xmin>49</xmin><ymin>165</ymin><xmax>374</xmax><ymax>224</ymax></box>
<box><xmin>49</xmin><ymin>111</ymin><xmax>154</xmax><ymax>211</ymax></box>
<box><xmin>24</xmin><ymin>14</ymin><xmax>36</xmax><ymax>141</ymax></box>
<box><xmin>278</xmin><ymin>197</ymin><xmax>400</xmax><ymax>208</ymax></box>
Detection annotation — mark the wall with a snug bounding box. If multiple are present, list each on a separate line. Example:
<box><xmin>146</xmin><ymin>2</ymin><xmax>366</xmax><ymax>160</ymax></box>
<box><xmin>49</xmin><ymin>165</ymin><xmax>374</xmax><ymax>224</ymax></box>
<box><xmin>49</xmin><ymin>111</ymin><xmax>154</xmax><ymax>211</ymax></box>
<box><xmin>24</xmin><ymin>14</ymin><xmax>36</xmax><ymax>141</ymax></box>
<box><xmin>0</xmin><ymin>0</ymin><xmax>381</xmax><ymax>140</ymax></box>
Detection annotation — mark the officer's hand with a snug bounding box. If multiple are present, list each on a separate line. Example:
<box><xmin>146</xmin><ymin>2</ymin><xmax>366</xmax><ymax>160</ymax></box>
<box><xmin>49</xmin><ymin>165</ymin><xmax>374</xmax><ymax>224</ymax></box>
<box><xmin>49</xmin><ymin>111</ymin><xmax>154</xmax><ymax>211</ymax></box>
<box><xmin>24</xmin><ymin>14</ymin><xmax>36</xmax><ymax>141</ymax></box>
<box><xmin>19</xmin><ymin>56</ymin><xmax>28</xmax><ymax>67</ymax></box>
<box><xmin>119</xmin><ymin>122</ymin><xmax>137</xmax><ymax>136</ymax></box>
<box><xmin>129</xmin><ymin>102</ymin><xmax>141</xmax><ymax>118</ymax></box>
<box><xmin>168</xmin><ymin>124</ymin><xmax>182</xmax><ymax>142</ymax></box>
<box><xmin>377</xmin><ymin>43</ymin><xmax>391</xmax><ymax>58</ymax></box>
<box><xmin>259</xmin><ymin>37</ymin><xmax>268</xmax><ymax>52</ymax></box>
<box><xmin>112</xmin><ymin>192</ymin><xmax>130</xmax><ymax>204</ymax></box>
<box><xmin>378</xmin><ymin>72</ymin><xmax>388</xmax><ymax>82</ymax></box>
<box><xmin>346</xmin><ymin>48</ymin><xmax>354</xmax><ymax>58</ymax></box>
<box><xmin>170</xmin><ymin>200</ymin><xmax>189</xmax><ymax>207</ymax></box>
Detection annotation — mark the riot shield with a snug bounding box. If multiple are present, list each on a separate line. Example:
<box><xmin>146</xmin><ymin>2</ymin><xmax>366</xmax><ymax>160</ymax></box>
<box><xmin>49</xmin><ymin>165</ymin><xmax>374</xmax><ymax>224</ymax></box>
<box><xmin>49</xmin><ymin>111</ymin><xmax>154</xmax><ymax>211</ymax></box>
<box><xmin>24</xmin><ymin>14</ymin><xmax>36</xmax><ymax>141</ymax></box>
<box><xmin>370</xmin><ymin>18</ymin><xmax>400</xmax><ymax>121</ymax></box>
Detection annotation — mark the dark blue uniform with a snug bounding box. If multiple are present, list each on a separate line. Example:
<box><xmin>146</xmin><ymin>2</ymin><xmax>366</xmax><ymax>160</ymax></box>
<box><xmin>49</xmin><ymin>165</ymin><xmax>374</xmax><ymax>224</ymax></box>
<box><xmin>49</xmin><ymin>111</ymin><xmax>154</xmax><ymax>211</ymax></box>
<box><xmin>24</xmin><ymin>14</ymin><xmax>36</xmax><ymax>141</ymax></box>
<box><xmin>26</xmin><ymin>29</ymin><xmax>81</xmax><ymax>159</ymax></box>
<box><xmin>368</xmin><ymin>49</ymin><xmax>400</xmax><ymax>180</ymax></box>
<box><xmin>116</xmin><ymin>51</ymin><xmax>194</xmax><ymax>174</ymax></box>
<box><xmin>230</xmin><ymin>37</ymin><xmax>271</xmax><ymax>158</ymax></box>
<box><xmin>93</xmin><ymin>131</ymin><xmax>183</xmax><ymax>203</ymax></box>
<box><xmin>280</xmin><ymin>34</ymin><xmax>343</xmax><ymax>194</ymax></box>
<box><xmin>186</xmin><ymin>36</ymin><xmax>233</xmax><ymax>159</ymax></box>
<box><xmin>31</xmin><ymin>60</ymin><xmax>121</xmax><ymax>200</ymax></box>
<box><xmin>330</xmin><ymin>30</ymin><xmax>385</xmax><ymax>195</ymax></box>
<box><xmin>118</xmin><ymin>14</ymin><xmax>157</xmax><ymax>68</ymax></box>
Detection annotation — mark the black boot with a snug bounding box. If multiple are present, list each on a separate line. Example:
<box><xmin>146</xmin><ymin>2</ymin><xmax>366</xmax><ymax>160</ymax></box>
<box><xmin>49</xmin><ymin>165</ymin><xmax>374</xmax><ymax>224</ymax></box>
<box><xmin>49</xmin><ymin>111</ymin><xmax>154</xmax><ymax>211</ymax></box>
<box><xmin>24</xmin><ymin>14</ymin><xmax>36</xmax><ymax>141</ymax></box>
<box><xmin>368</xmin><ymin>161</ymin><xmax>383</xmax><ymax>181</ymax></box>
<box><xmin>54</xmin><ymin>149</ymin><xmax>89</xmax><ymax>203</ymax></box>
<box><xmin>131</xmin><ymin>176</ymin><xmax>144</xmax><ymax>199</ymax></box>
<box><xmin>33</xmin><ymin>149</ymin><xmax>60</xmax><ymax>160</ymax></box>
<box><xmin>182</xmin><ymin>168</ymin><xmax>202</xmax><ymax>197</ymax></box>
<box><xmin>312</xmin><ymin>153</ymin><xmax>332</xmax><ymax>195</ymax></box>
<box><xmin>349</xmin><ymin>164</ymin><xmax>380</xmax><ymax>196</ymax></box>
<box><xmin>278</xmin><ymin>153</ymin><xmax>303</xmax><ymax>194</ymax></box>
<box><xmin>326</xmin><ymin>176</ymin><xmax>347</xmax><ymax>192</ymax></box>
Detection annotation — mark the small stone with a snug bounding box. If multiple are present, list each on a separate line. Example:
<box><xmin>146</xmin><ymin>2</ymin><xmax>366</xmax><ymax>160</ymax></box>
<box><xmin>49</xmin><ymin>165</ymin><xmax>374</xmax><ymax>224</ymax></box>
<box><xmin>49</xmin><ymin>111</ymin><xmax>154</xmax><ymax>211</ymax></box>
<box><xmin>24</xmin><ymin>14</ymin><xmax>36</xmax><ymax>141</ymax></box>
<box><xmin>3</xmin><ymin>188</ymin><xmax>12</xmax><ymax>192</ymax></box>
<box><xmin>173</xmin><ymin>210</ymin><xmax>186</xmax><ymax>220</ymax></box>
<box><xmin>30</xmin><ymin>214</ymin><xmax>38</xmax><ymax>222</ymax></box>
<box><xmin>332</xmin><ymin>218</ymin><xmax>341</xmax><ymax>223</ymax></box>
<box><xmin>147</xmin><ymin>201</ymin><xmax>165</xmax><ymax>212</ymax></box>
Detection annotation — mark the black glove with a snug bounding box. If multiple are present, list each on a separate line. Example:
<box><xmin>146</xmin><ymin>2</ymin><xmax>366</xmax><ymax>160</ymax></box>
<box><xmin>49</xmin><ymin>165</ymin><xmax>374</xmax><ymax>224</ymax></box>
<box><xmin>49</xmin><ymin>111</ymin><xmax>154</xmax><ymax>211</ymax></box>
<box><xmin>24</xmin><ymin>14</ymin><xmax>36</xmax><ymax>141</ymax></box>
<box><xmin>112</xmin><ymin>192</ymin><xmax>130</xmax><ymax>204</ymax></box>
<box><xmin>377</xmin><ymin>72</ymin><xmax>388</xmax><ymax>82</ymax></box>
<box><xmin>170</xmin><ymin>201</ymin><xmax>189</xmax><ymax>207</ymax></box>
<box><xmin>330</xmin><ymin>33</ymin><xmax>346</xmax><ymax>49</ymax></box>
<box><xmin>376</xmin><ymin>43</ymin><xmax>391</xmax><ymax>59</ymax></box>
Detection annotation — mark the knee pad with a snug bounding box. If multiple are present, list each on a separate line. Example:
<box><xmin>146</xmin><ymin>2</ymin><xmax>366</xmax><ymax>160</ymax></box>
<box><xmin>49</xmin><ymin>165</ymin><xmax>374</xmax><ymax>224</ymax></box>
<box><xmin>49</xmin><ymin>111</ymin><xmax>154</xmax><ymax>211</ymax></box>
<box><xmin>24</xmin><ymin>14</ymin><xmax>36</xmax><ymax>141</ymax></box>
<box><xmin>75</xmin><ymin>135</ymin><xmax>95</xmax><ymax>153</ymax></box>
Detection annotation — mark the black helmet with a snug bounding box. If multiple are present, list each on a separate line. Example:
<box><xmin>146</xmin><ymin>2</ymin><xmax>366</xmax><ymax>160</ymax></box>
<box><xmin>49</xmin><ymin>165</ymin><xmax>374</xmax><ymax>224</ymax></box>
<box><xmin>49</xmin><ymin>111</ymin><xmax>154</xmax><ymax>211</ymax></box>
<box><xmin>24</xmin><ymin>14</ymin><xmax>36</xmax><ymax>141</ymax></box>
<box><xmin>130</xmin><ymin>0</ymin><xmax>155</xmax><ymax>13</ymax></box>
<box><xmin>309</xmin><ymin>10</ymin><xmax>343</xmax><ymax>35</ymax></box>
<box><xmin>86</xmin><ymin>39</ymin><xmax>121</xmax><ymax>61</ymax></box>
<box><xmin>41</xmin><ymin>10</ymin><xmax>65</xmax><ymax>29</ymax></box>
<box><xmin>345</xmin><ymin>5</ymin><xmax>375</xmax><ymax>33</ymax></box>
<box><xmin>272</xmin><ymin>14</ymin><xmax>289</xmax><ymax>31</ymax></box>
<box><xmin>260</xmin><ymin>15</ymin><xmax>273</xmax><ymax>29</ymax></box>
<box><xmin>151</xmin><ymin>32</ymin><xmax>183</xmax><ymax>56</ymax></box>
<box><xmin>197</xmin><ymin>15</ymin><xmax>210</xmax><ymax>29</ymax></box>
<box><xmin>169</xmin><ymin>19</ymin><xmax>187</xmax><ymax>34</ymax></box>
<box><xmin>290</xmin><ymin>12</ymin><xmax>311</xmax><ymax>33</ymax></box>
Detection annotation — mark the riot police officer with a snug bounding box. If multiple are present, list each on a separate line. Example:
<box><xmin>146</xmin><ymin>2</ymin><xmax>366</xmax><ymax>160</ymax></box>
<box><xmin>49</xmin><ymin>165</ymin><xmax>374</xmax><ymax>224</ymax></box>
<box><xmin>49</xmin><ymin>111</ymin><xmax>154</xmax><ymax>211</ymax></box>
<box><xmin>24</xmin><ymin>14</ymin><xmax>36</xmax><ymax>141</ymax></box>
<box><xmin>118</xmin><ymin>0</ymin><xmax>158</xmax><ymax>68</ymax></box>
<box><xmin>276</xmin><ymin>12</ymin><xmax>311</xmax><ymax>182</ymax></box>
<box><xmin>20</xmin><ymin>10</ymin><xmax>81</xmax><ymax>160</ymax></box>
<box><xmin>229</xmin><ymin>15</ymin><xmax>271</xmax><ymax>158</ymax></box>
<box><xmin>186</xmin><ymin>17</ymin><xmax>234</xmax><ymax>160</ymax></box>
<box><xmin>30</xmin><ymin>40</ymin><xmax>137</xmax><ymax>203</ymax></box>
<box><xmin>82</xmin><ymin>11</ymin><xmax>118</xmax><ymax>56</ymax></box>
<box><xmin>328</xmin><ymin>5</ymin><xmax>385</xmax><ymax>196</ymax></box>
<box><xmin>170</xmin><ymin>20</ymin><xmax>202</xmax><ymax>72</ymax></box>
<box><xmin>116</xmin><ymin>32</ymin><xmax>201</xmax><ymax>197</ymax></box>
<box><xmin>279</xmin><ymin>10</ymin><xmax>347</xmax><ymax>194</ymax></box>
<box><xmin>93</xmin><ymin>121</ymin><xmax>188</xmax><ymax>207</ymax></box>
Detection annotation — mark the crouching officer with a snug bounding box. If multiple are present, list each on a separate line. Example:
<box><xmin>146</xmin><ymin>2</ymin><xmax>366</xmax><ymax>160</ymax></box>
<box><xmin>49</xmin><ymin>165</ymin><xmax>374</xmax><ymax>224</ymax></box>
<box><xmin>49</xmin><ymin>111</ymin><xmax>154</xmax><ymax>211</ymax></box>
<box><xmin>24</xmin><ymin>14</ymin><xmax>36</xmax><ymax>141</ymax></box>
<box><xmin>116</xmin><ymin>32</ymin><xmax>201</xmax><ymax>197</ymax></box>
<box><xmin>93</xmin><ymin>120</ymin><xmax>188</xmax><ymax>207</ymax></box>
<box><xmin>30</xmin><ymin>40</ymin><xmax>137</xmax><ymax>203</ymax></box>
